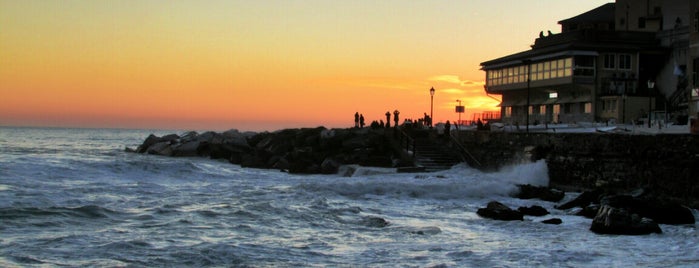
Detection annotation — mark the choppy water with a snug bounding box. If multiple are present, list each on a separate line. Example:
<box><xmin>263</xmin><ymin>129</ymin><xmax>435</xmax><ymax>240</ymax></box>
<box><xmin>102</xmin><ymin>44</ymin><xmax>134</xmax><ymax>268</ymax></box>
<box><xmin>1</xmin><ymin>126</ymin><xmax>697</xmax><ymax>267</ymax></box>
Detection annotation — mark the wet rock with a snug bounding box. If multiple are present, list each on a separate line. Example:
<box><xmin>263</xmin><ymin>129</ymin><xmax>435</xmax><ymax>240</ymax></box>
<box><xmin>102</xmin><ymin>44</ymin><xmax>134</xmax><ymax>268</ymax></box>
<box><xmin>320</xmin><ymin>158</ymin><xmax>340</xmax><ymax>174</ymax></box>
<box><xmin>576</xmin><ymin>204</ymin><xmax>600</xmax><ymax>219</ymax></box>
<box><xmin>410</xmin><ymin>226</ymin><xmax>441</xmax><ymax>235</ymax></box>
<box><xmin>362</xmin><ymin>216</ymin><xmax>389</xmax><ymax>228</ymax></box>
<box><xmin>601</xmin><ymin>194</ymin><xmax>695</xmax><ymax>225</ymax></box>
<box><xmin>147</xmin><ymin>141</ymin><xmax>173</xmax><ymax>156</ymax></box>
<box><xmin>556</xmin><ymin>190</ymin><xmax>603</xmax><ymax>210</ymax></box>
<box><xmin>477</xmin><ymin>201</ymin><xmax>523</xmax><ymax>221</ymax></box>
<box><xmin>517</xmin><ymin>205</ymin><xmax>549</xmax><ymax>216</ymax></box>
<box><xmin>590</xmin><ymin>205</ymin><xmax>662</xmax><ymax>235</ymax></box>
<box><xmin>172</xmin><ymin>140</ymin><xmax>202</xmax><ymax>157</ymax></box>
<box><xmin>542</xmin><ymin>218</ymin><xmax>563</xmax><ymax>225</ymax></box>
<box><xmin>516</xmin><ymin>184</ymin><xmax>564</xmax><ymax>202</ymax></box>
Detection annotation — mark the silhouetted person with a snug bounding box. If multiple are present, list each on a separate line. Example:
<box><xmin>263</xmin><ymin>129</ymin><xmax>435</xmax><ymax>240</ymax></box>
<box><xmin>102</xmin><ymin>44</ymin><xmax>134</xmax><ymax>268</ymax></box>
<box><xmin>359</xmin><ymin>114</ymin><xmax>365</xmax><ymax>128</ymax></box>
<box><xmin>354</xmin><ymin>112</ymin><xmax>359</xmax><ymax>128</ymax></box>
<box><xmin>385</xmin><ymin>111</ymin><xmax>391</xmax><ymax>128</ymax></box>
<box><xmin>445</xmin><ymin>120</ymin><xmax>451</xmax><ymax>138</ymax></box>
<box><xmin>380</xmin><ymin>120</ymin><xmax>385</xmax><ymax>128</ymax></box>
<box><xmin>393</xmin><ymin>110</ymin><xmax>400</xmax><ymax>127</ymax></box>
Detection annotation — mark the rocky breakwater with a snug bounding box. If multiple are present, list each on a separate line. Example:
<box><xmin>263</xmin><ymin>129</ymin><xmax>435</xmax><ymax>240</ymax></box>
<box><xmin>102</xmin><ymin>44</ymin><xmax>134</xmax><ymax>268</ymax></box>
<box><xmin>128</xmin><ymin>127</ymin><xmax>412</xmax><ymax>174</ymax></box>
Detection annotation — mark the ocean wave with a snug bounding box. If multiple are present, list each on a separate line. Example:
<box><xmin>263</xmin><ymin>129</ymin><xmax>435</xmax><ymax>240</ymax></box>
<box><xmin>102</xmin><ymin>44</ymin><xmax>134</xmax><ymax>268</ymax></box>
<box><xmin>296</xmin><ymin>160</ymin><xmax>549</xmax><ymax>200</ymax></box>
<box><xmin>0</xmin><ymin>205</ymin><xmax>121</xmax><ymax>220</ymax></box>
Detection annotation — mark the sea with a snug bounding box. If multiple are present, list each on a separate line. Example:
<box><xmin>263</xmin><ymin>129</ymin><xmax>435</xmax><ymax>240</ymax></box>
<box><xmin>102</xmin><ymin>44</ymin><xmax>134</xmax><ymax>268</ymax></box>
<box><xmin>1</xmin><ymin>126</ymin><xmax>697</xmax><ymax>267</ymax></box>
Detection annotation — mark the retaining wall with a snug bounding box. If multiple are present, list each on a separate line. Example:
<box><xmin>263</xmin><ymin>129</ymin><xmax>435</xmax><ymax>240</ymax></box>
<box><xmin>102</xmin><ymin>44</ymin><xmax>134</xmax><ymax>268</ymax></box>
<box><xmin>454</xmin><ymin>131</ymin><xmax>699</xmax><ymax>207</ymax></box>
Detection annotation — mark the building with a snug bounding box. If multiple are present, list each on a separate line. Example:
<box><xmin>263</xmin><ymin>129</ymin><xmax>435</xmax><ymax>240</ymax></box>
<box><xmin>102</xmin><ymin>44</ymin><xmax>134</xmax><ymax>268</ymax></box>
<box><xmin>481</xmin><ymin>1</ymin><xmax>699</xmax><ymax>128</ymax></box>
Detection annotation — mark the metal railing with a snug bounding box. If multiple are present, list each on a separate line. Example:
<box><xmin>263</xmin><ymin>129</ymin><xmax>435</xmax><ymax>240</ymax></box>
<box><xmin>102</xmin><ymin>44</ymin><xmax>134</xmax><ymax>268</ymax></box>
<box><xmin>399</xmin><ymin>129</ymin><xmax>416</xmax><ymax>158</ymax></box>
<box><xmin>448</xmin><ymin>130</ymin><xmax>482</xmax><ymax>167</ymax></box>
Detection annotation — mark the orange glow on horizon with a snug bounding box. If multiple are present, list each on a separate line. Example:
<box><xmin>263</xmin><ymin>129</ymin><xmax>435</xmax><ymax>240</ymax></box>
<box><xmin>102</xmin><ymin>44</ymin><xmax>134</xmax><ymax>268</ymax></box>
<box><xmin>0</xmin><ymin>1</ymin><xmax>610</xmax><ymax>131</ymax></box>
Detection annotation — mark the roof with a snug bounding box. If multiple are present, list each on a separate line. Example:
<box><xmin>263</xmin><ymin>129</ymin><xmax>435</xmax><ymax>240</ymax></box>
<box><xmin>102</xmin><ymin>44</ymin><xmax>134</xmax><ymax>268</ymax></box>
<box><xmin>558</xmin><ymin>3</ymin><xmax>615</xmax><ymax>24</ymax></box>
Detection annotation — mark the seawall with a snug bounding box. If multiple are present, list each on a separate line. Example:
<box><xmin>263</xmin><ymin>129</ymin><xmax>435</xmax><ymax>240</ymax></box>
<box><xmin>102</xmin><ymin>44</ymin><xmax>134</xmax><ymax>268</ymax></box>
<box><xmin>453</xmin><ymin>131</ymin><xmax>699</xmax><ymax>207</ymax></box>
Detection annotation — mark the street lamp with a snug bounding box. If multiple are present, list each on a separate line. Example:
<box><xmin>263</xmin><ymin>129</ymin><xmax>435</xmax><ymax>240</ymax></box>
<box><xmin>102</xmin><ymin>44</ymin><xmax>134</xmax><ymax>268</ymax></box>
<box><xmin>647</xmin><ymin>80</ymin><xmax>655</xmax><ymax>128</ymax></box>
<box><xmin>430</xmin><ymin>87</ymin><xmax>435</xmax><ymax>127</ymax></box>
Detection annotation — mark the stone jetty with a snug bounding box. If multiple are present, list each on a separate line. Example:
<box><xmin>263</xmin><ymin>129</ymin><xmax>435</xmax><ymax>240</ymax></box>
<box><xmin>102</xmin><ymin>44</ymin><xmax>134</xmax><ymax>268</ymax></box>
<box><xmin>128</xmin><ymin>127</ymin><xmax>413</xmax><ymax>174</ymax></box>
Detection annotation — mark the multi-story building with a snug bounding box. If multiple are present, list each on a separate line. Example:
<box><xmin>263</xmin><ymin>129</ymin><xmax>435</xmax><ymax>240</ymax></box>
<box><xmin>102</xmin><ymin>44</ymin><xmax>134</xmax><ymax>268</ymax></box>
<box><xmin>481</xmin><ymin>1</ymin><xmax>699</xmax><ymax>129</ymax></box>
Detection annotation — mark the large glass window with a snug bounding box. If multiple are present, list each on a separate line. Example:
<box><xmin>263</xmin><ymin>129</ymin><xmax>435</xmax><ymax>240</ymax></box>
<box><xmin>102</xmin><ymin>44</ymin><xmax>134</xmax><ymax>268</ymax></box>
<box><xmin>486</xmin><ymin>57</ymin><xmax>573</xmax><ymax>87</ymax></box>
<box><xmin>603</xmin><ymin>54</ymin><xmax>616</xmax><ymax>69</ymax></box>
<box><xmin>574</xmin><ymin>56</ymin><xmax>595</xmax><ymax>76</ymax></box>
<box><xmin>618</xmin><ymin>54</ymin><xmax>631</xmax><ymax>70</ymax></box>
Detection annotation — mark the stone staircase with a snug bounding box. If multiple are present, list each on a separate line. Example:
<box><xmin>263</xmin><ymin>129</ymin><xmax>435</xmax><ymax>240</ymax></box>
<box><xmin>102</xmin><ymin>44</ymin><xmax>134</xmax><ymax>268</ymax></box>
<box><xmin>412</xmin><ymin>137</ymin><xmax>463</xmax><ymax>172</ymax></box>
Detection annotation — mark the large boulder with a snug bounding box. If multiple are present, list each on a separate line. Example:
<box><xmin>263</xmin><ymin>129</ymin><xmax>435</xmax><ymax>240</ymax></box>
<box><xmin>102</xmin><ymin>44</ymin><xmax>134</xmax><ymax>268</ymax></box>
<box><xmin>320</xmin><ymin>158</ymin><xmax>340</xmax><ymax>174</ymax></box>
<box><xmin>172</xmin><ymin>140</ymin><xmax>202</xmax><ymax>157</ymax></box>
<box><xmin>601</xmin><ymin>194</ymin><xmax>695</xmax><ymax>225</ymax></box>
<box><xmin>147</xmin><ymin>141</ymin><xmax>173</xmax><ymax>156</ymax></box>
<box><xmin>590</xmin><ymin>205</ymin><xmax>662</xmax><ymax>235</ymax></box>
<box><xmin>477</xmin><ymin>201</ymin><xmax>523</xmax><ymax>221</ymax></box>
<box><xmin>518</xmin><ymin>205</ymin><xmax>549</xmax><ymax>216</ymax></box>
<box><xmin>556</xmin><ymin>190</ymin><xmax>603</xmax><ymax>210</ymax></box>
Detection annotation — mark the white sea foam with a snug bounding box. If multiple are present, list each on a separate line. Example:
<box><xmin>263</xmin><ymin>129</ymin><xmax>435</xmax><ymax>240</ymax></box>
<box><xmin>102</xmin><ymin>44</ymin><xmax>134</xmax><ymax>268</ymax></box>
<box><xmin>1</xmin><ymin>127</ymin><xmax>697</xmax><ymax>267</ymax></box>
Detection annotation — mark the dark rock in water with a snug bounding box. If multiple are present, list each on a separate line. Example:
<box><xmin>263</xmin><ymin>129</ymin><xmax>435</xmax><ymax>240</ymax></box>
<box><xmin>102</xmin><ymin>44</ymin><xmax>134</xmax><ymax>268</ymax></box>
<box><xmin>590</xmin><ymin>205</ymin><xmax>662</xmax><ymax>235</ymax></box>
<box><xmin>147</xmin><ymin>141</ymin><xmax>173</xmax><ymax>156</ymax></box>
<box><xmin>477</xmin><ymin>201</ymin><xmax>523</xmax><ymax>221</ymax></box>
<box><xmin>576</xmin><ymin>204</ymin><xmax>600</xmax><ymax>219</ymax></box>
<box><xmin>516</xmin><ymin>184</ymin><xmax>564</xmax><ymax>202</ymax></box>
<box><xmin>517</xmin><ymin>205</ymin><xmax>549</xmax><ymax>216</ymax></box>
<box><xmin>172</xmin><ymin>140</ymin><xmax>202</xmax><ymax>157</ymax></box>
<box><xmin>542</xmin><ymin>218</ymin><xmax>563</xmax><ymax>225</ymax></box>
<box><xmin>320</xmin><ymin>158</ymin><xmax>340</xmax><ymax>174</ymax></box>
<box><xmin>556</xmin><ymin>190</ymin><xmax>603</xmax><ymax>210</ymax></box>
<box><xmin>362</xmin><ymin>216</ymin><xmax>389</xmax><ymax>228</ymax></box>
<box><xmin>601</xmin><ymin>194</ymin><xmax>695</xmax><ymax>225</ymax></box>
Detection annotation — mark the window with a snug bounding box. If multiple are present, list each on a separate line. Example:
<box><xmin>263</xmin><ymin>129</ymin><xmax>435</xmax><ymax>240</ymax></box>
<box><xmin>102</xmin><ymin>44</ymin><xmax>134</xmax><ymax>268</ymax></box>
<box><xmin>504</xmin><ymin>107</ymin><xmax>512</xmax><ymax>118</ymax></box>
<box><xmin>539</xmin><ymin>105</ymin><xmax>546</xmax><ymax>115</ymax></box>
<box><xmin>604</xmin><ymin>100</ymin><xmax>617</xmax><ymax>112</ymax></box>
<box><xmin>618</xmin><ymin>54</ymin><xmax>631</xmax><ymax>70</ymax></box>
<box><xmin>695</xmin><ymin>11</ymin><xmax>698</xmax><ymax>32</ymax></box>
<box><xmin>549</xmin><ymin>92</ymin><xmax>558</xmax><ymax>99</ymax></box>
<box><xmin>486</xmin><ymin>57</ymin><xmax>573</xmax><ymax>87</ymax></box>
<box><xmin>584</xmin><ymin>102</ymin><xmax>592</xmax><ymax>114</ymax></box>
<box><xmin>604</xmin><ymin>54</ymin><xmax>616</xmax><ymax>69</ymax></box>
<box><xmin>574</xmin><ymin>56</ymin><xmax>595</xmax><ymax>76</ymax></box>
<box><xmin>638</xmin><ymin>17</ymin><xmax>646</xmax><ymax>29</ymax></box>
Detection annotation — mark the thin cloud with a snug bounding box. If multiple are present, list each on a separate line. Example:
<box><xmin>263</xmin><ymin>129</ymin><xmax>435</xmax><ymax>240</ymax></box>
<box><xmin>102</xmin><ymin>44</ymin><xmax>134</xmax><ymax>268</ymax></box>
<box><xmin>428</xmin><ymin>75</ymin><xmax>484</xmax><ymax>87</ymax></box>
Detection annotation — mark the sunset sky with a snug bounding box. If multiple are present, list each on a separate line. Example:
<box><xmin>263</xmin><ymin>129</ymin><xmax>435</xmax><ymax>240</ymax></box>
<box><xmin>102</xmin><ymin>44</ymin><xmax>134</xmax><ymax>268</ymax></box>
<box><xmin>1</xmin><ymin>0</ymin><xmax>611</xmax><ymax>131</ymax></box>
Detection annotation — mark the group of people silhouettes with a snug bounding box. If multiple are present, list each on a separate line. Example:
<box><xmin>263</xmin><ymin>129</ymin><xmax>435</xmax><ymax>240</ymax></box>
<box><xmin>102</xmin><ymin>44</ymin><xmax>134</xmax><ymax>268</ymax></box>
<box><xmin>354</xmin><ymin>110</ymin><xmax>401</xmax><ymax>129</ymax></box>
<box><xmin>353</xmin><ymin>112</ymin><xmax>365</xmax><ymax>128</ymax></box>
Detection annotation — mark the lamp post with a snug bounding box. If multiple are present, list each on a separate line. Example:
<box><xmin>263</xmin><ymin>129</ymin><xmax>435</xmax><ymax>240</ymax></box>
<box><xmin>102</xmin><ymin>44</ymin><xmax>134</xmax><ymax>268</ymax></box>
<box><xmin>647</xmin><ymin>80</ymin><xmax>655</xmax><ymax>128</ymax></box>
<box><xmin>430</xmin><ymin>87</ymin><xmax>435</xmax><ymax>127</ymax></box>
